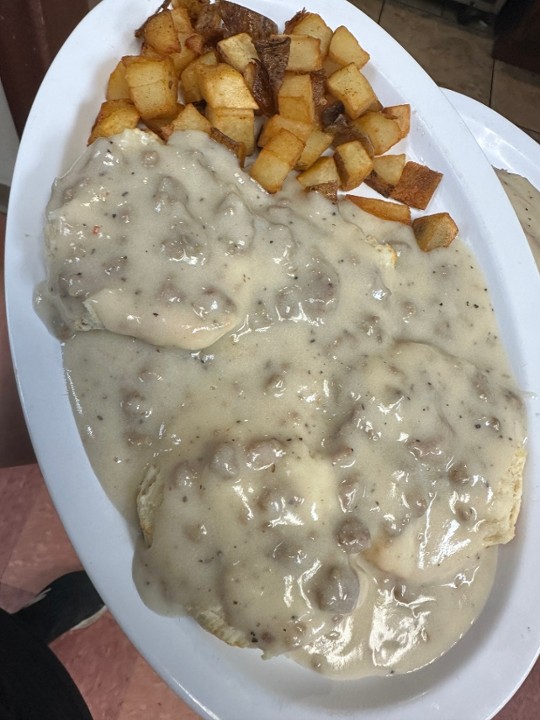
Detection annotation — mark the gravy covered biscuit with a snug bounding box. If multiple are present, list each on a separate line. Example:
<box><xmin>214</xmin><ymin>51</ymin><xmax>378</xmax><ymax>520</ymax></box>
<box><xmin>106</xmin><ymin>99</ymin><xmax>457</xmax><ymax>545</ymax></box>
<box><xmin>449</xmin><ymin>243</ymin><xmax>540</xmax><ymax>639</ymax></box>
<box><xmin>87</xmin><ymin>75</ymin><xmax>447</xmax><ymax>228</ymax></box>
<box><xmin>38</xmin><ymin>129</ymin><xmax>527</xmax><ymax>678</ymax></box>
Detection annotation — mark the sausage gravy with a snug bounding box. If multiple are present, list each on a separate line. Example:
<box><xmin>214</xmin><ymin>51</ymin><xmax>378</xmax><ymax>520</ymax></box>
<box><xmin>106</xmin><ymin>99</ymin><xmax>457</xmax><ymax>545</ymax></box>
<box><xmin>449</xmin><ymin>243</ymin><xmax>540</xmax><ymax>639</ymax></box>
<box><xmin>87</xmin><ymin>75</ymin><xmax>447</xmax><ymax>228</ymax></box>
<box><xmin>37</xmin><ymin>129</ymin><xmax>527</xmax><ymax>678</ymax></box>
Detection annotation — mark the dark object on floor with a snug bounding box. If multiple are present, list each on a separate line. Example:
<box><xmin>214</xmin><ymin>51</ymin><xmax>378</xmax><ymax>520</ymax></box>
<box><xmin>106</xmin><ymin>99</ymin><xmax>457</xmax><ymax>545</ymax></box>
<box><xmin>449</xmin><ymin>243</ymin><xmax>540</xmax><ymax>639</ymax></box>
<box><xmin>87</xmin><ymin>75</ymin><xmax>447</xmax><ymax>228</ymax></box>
<box><xmin>493</xmin><ymin>0</ymin><xmax>540</xmax><ymax>74</ymax></box>
<box><xmin>0</xmin><ymin>570</ymin><xmax>105</xmax><ymax>720</ymax></box>
<box><xmin>14</xmin><ymin>570</ymin><xmax>105</xmax><ymax>645</ymax></box>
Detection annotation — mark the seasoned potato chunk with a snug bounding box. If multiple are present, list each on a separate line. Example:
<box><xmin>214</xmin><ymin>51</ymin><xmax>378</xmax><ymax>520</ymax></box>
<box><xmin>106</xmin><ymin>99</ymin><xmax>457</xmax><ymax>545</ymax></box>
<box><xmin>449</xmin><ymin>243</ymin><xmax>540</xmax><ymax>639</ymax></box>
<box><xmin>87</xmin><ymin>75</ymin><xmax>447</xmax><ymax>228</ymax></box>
<box><xmin>295</xmin><ymin>128</ymin><xmax>333</xmax><ymax>171</ymax></box>
<box><xmin>328</xmin><ymin>26</ymin><xmax>369</xmax><ymax>69</ymax></box>
<box><xmin>353</xmin><ymin>111</ymin><xmax>402</xmax><ymax>155</ymax></box>
<box><xmin>297</xmin><ymin>155</ymin><xmax>340</xmax><ymax>188</ymax></box>
<box><xmin>365</xmin><ymin>153</ymin><xmax>406</xmax><ymax>196</ymax></box>
<box><xmin>275</xmin><ymin>34</ymin><xmax>323</xmax><ymax>72</ymax></box>
<box><xmin>170</xmin><ymin>102</ymin><xmax>212</xmax><ymax>132</ymax></box>
<box><xmin>390</xmin><ymin>161</ymin><xmax>443</xmax><ymax>209</ymax></box>
<box><xmin>346</xmin><ymin>195</ymin><xmax>412</xmax><ymax>224</ymax></box>
<box><xmin>278</xmin><ymin>73</ymin><xmax>319</xmax><ymax>125</ymax></box>
<box><xmin>326</xmin><ymin>64</ymin><xmax>378</xmax><ymax>119</ymax></box>
<box><xmin>217</xmin><ymin>32</ymin><xmax>259</xmax><ymax>73</ymax></box>
<box><xmin>412</xmin><ymin>212</ymin><xmax>458</xmax><ymax>251</ymax></box>
<box><xmin>198</xmin><ymin>63</ymin><xmax>259</xmax><ymax>108</ymax></box>
<box><xmin>250</xmin><ymin>129</ymin><xmax>305</xmax><ymax>193</ymax></box>
<box><xmin>285</xmin><ymin>11</ymin><xmax>333</xmax><ymax>58</ymax></box>
<box><xmin>334</xmin><ymin>140</ymin><xmax>373</xmax><ymax>191</ymax></box>
<box><xmin>180</xmin><ymin>51</ymin><xmax>218</xmax><ymax>103</ymax></box>
<box><xmin>106</xmin><ymin>60</ymin><xmax>130</xmax><ymax>101</ymax></box>
<box><xmin>207</xmin><ymin>106</ymin><xmax>255</xmax><ymax>154</ymax></box>
<box><xmin>123</xmin><ymin>56</ymin><xmax>178</xmax><ymax>120</ymax></box>
<box><xmin>258</xmin><ymin>114</ymin><xmax>314</xmax><ymax>146</ymax></box>
<box><xmin>88</xmin><ymin>100</ymin><xmax>140</xmax><ymax>144</ymax></box>
<box><xmin>382</xmin><ymin>104</ymin><xmax>411</xmax><ymax>139</ymax></box>
<box><xmin>137</xmin><ymin>9</ymin><xmax>181</xmax><ymax>54</ymax></box>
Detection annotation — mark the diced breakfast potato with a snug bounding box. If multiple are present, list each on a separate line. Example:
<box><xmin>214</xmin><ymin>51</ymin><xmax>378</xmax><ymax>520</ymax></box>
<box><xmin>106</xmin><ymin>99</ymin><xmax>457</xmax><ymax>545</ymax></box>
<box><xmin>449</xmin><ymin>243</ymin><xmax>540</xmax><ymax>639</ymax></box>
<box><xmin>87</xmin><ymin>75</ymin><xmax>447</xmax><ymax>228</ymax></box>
<box><xmin>137</xmin><ymin>9</ymin><xmax>181</xmax><ymax>54</ymax></box>
<box><xmin>250</xmin><ymin>129</ymin><xmax>305</xmax><ymax>193</ymax></box>
<box><xmin>207</xmin><ymin>106</ymin><xmax>255</xmax><ymax>154</ymax></box>
<box><xmin>276</xmin><ymin>34</ymin><xmax>323</xmax><ymax>72</ymax></box>
<box><xmin>90</xmin><ymin>1</ymin><xmax>452</xmax><ymax>238</ymax></box>
<box><xmin>390</xmin><ymin>161</ymin><xmax>443</xmax><ymax>209</ymax></box>
<box><xmin>328</xmin><ymin>26</ymin><xmax>369</xmax><ymax>69</ymax></box>
<box><xmin>258</xmin><ymin>114</ymin><xmax>314</xmax><ymax>146</ymax></box>
<box><xmin>346</xmin><ymin>195</ymin><xmax>412</xmax><ymax>224</ymax></box>
<box><xmin>171</xmin><ymin>102</ymin><xmax>212</xmax><ymax>132</ymax></box>
<box><xmin>180</xmin><ymin>51</ymin><xmax>218</xmax><ymax>103</ymax></box>
<box><xmin>295</xmin><ymin>129</ymin><xmax>333</xmax><ymax>171</ymax></box>
<box><xmin>264</xmin><ymin>128</ymin><xmax>306</xmax><ymax>166</ymax></box>
<box><xmin>353</xmin><ymin>111</ymin><xmax>402</xmax><ymax>155</ymax></box>
<box><xmin>123</xmin><ymin>56</ymin><xmax>178</xmax><ymax>120</ymax></box>
<box><xmin>198</xmin><ymin>63</ymin><xmax>259</xmax><ymax>108</ymax></box>
<box><xmin>326</xmin><ymin>64</ymin><xmax>378</xmax><ymax>119</ymax></box>
<box><xmin>412</xmin><ymin>212</ymin><xmax>458</xmax><ymax>251</ymax></box>
<box><xmin>334</xmin><ymin>140</ymin><xmax>373</xmax><ymax>191</ymax></box>
<box><xmin>217</xmin><ymin>33</ymin><xmax>259</xmax><ymax>73</ymax></box>
<box><xmin>106</xmin><ymin>61</ymin><xmax>130</xmax><ymax>100</ymax></box>
<box><xmin>285</xmin><ymin>11</ymin><xmax>333</xmax><ymax>58</ymax></box>
<box><xmin>365</xmin><ymin>153</ymin><xmax>406</xmax><ymax>196</ymax></box>
<box><xmin>88</xmin><ymin>100</ymin><xmax>140</xmax><ymax>144</ymax></box>
<box><xmin>382</xmin><ymin>104</ymin><xmax>411</xmax><ymax>139</ymax></box>
<box><xmin>297</xmin><ymin>156</ymin><xmax>340</xmax><ymax>189</ymax></box>
<box><xmin>278</xmin><ymin>73</ymin><xmax>318</xmax><ymax>125</ymax></box>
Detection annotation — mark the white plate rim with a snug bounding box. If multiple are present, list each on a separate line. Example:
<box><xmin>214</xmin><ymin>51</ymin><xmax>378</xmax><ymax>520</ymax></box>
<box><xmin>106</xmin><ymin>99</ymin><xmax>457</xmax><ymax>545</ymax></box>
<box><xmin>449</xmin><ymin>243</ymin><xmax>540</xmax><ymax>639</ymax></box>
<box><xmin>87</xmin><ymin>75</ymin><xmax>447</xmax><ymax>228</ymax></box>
<box><xmin>442</xmin><ymin>88</ymin><xmax>540</xmax><ymax>190</ymax></box>
<box><xmin>5</xmin><ymin>2</ymin><xmax>540</xmax><ymax>719</ymax></box>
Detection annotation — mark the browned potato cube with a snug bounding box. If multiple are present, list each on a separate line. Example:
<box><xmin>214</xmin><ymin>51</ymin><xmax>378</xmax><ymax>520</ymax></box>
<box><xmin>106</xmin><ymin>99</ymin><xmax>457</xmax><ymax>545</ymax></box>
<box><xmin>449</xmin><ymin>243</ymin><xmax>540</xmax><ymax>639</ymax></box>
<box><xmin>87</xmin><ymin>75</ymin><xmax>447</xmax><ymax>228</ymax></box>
<box><xmin>258</xmin><ymin>114</ymin><xmax>314</xmax><ymax>146</ymax></box>
<box><xmin>326</xmin><ymin>64</ymin><xmax>378</xmax><ymax>119</ymax></box>
<box><xmin>170</xmin><ymin>102</ymin><xmax>212</xmax><ymax>132</ymax></box>
<box><xmin>365</xmin><ymin>153</ymin><xmax>406</xmax><ymax>196</ymax></box>
<box><xmin>328</xmin><ymin>26</ymin><xmax>370</xmax><ymax>69</ymax></box>
<box><xmin>382</xmin><ymin>104</ymin><xmax>411</xmax><ymax>139</ymax></box>
<box><xmin>353</xmin><ymin>111</ymin><xmax>402</xmax><ymax>155</ymax></box>
<box><xmin>278</xmin><ymin>73</ymin><xmax>317</xmax><ymax>125</ymax></box>
<box><xmin>297</xmin><ymin>156</ymin><xmax>340</xmax><ymax>189</ymax></box>
<box><xmin>106</xmin><ymin>60</ymin><xmax>130</xmax><ymax>100</ymax></box>
<box><xmin>124</xmin><ymin>56</ymin><xmax>178</xmax><ymax>120</ymax></box>
<box><xmin>250</xmin><ymin>128</ymin><xmax>305</xmax><ymax>193</ymax></box>
<box><xmin>88</xmin><ymin>100</ymin><xmax>140</xmax><ymax>144</ymax></box>
<box><xmin>334</xmin><ymin>140</ymin><xmax>373</xmax><ymax>191</ymax></box>
<box><xmin>412</xmin><ymin>212</ymin><xmax>458</xmax><ymax>251</ymax></box>
<box><xmin>295</xmin><ymin>129</ymin><xmax>333</xmax><ymax>170</ymax></box>
<box><xmin>217</xmin><ymin>33</ymin><xmax>259</xmax><ymax>73</ymax></box>
<box><xmin>250</xmin><ymin>151</ymin><xmax>294</xmax><ymax>193</ymax></box>
<box><xmin>273</xmin><ymin>34</ymin><xmax>322</xmax><ymax>72</ymax></box>
<box><xmin>180</xmin><ymin>51</ymin><xmax>218</xmax><ymax>103</ymax></box>
<box><xmin>197</xmin><ymin>63</ymin><xmax>259</xmax><ymax>109</ymax></box>
<box><xmin>207</xmin><ymin>106</ymin><xmax>255</xmax><ymax>154</ymax></box>
<box><xmin>346</xmin><ymin>195</ymin><xmax>412</xmax><ymax>224</ymax></box>
<box><xmin>138</xmin><ymin>9</ymin><xmax>181</xmax><ymax>54</ymax></box>
<box><xmin>264</xmin><ymin>128</ymin><xmax>305</xmax><ymax>166</ymax></box>
<box><xmin>390</xmin><ymin>161</ymin><xmax>443</xmax><ymax>209</ymax></box>
<box><xmin>285</xmin><ymin>11</ymin><xmax>333</xmax><ymax>58</ymax></box>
